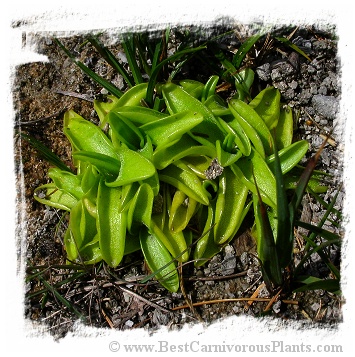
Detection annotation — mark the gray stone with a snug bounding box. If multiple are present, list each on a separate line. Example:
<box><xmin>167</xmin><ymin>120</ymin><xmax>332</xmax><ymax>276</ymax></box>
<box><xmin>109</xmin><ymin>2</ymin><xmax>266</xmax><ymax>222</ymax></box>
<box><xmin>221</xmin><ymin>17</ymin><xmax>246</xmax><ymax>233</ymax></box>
<box><xmin>298</xmin><ymin>88</ymin><xmax>312</xmax><ymax>104</ymax></box>
<box><xmin>221</xmin><ymin>245</ymin><xmax>237</xmax><ymax>275</ymax></box>
<box><xmin>312</xmin><ymin>94</ymin><xmax>339</xmax><ymax>120</ymax></box>
<box><xmin>221</xmin><ymin>256</ymin><xmax>237</xmax><ymax>275</ymax></box>
<box><xmin>289</xmin><ymin>80</ymin><xmax>298</xmax><ymax>89</ymax></box>
<box><xmin>256</xmin><ymin>63</ymin><xmax>271</xmax><ymax>81</ymax></box>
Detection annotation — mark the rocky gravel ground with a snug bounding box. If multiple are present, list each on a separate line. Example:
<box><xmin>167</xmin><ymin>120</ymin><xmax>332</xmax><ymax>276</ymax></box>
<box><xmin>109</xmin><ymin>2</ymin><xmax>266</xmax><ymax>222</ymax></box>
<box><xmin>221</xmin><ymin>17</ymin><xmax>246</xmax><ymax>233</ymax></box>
<box><xmin>13</xmin><ymin>24</ymin><xmax>343</xmax><ymax>339</ymax></box>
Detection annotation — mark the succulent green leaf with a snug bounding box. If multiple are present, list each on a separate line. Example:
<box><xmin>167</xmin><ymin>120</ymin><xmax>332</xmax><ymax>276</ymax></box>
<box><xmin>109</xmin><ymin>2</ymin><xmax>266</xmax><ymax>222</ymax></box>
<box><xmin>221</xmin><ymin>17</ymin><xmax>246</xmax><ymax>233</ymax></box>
<box><xmin>201</xmin><ymin>75</ymin><xmax>219</xmax><ymax>102</ymax></box>
<box><xmin>179</xmin><ymin>79</ymin><xmax>205</xmax><ymax>99</ymax></box>
<box><xmin>159</xmin><ymin>161</ymin><xmax>210</xmax><ymax>205</ymax></box>
<box><xmin>108</xmin><ymin>111</ymin><xmax>145</xmax><ymax>150</ymax></box>
<box><xmin>48</xmin><ymin>167</ymin><xmax>84</xmax><ymax>200</ymax></box>
<box><xmin>64</xmin><ymin>110</ymin><xmax>118</xmax><ymax>159</ymax></box>
<box><xmin>34</xmin><ymin>183</ymin><xmax>78</xmax><ymax>211</ymax></box>
<box><xmin>214</xmin><ymin>167</ymin><xmax>249</xmax><ymax>244</ymax></box>
<box><xmin>110</xmin><ymin>105</ymin><xmax>167</xmax><ymax>126</ymax></box>
<box><xmin>94</xmin><ymin>95</ymin><xmax>121</xmax><ymax>127</ymax></box>
<box><xmin>139</xmin><ymin>228</ymin><xmax>179</xmax><ymax>293</ymax></box>
<box><xmin>127</xmin><ymin>183</ymin><xmax>154</xmax><ymax>232</ymax></box>
<box><xmin>105</xmin><ymin>145</ymin><xmax>156</xmax><ymax>187</ymax></box>
<box><xmin>204</xmin><ymin>94</ymin><xmax>231</xmax><ymax>117</ymax></box>
<box><xmin>140</xmin><ymin>110</ymin><xmax>204</xmax><ymax>147</ymax></box>
<box><xmin>112</xmin><ymin>82</ymin><xmax>148</xmax><ymax>109</ymax></box>
<box><xmin>232</xmin><ymin>148</ymin><xmax>277</xmax><ymax>208</ymax></box>
<box><xmin>193</xmin><ymin>204</ymin><xmax>215</xmax><ymax>266</ymax></box>
<box><xmin>276</xmin><ymin>104</ymin><xmax>294</xmax><ymax>149</ymax></box>
<box><xmin>97</xmin><ymin>180</ymin><xmax>126</xmax><ymax>267</ymax></box>
<box><xmin>168</xmin><ymin>190</ymin><xmax>198</xmax><ymax>233</ymax></box>
<box><xmin>266</xmin><ymin>140</ymin><xmax>309</xmax><ymax>175</ymax></box>
<box><xmin>153</xmin><ymin>134</ymin><xmax>216</xmax><ymax>170</ymax></box>
<box><xmin>72</xmin><ymin>151</ymin><xmax>120</xmax><ymax>178</ymax></box>
<box><xmin>162</xmin><ymin>82</ymin><xmax>226</xmax><ymax>144</ymax></box>
<box><xmin>249</xmin><ymin>87</ymin><xmax>281</xmax><ymax>129</ymax></box>
<box><xmin>233</xmin><ymin>68</ymin><xmax>255</xmax><ymax>101</ymax></box>
<box><xmin>229</xmin><ymin>99</ymin><xmax>273</xmax><ymax>156</ymax></box>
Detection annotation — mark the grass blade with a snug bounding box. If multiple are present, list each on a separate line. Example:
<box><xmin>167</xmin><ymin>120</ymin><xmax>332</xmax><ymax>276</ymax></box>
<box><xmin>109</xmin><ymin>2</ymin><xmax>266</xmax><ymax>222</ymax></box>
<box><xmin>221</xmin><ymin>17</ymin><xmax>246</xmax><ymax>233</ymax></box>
<box><xmin>20</xmin><ymin>132</ymin><xmax>72</xmax><ymax>172</ymax></box>
<box><xmin>302</xmin><ymin>181</ymin><xmax>342</xmax><ymax>255</ymax></box>
<box><xmin>145</xmin><ymin>44</ymin><xmax>207</xmax><ymax>107</ymax></box>
<box><xmin>295</xmin><ymin>221</ymin><xmax>341</xmax><ymax>243</ymax></box>
<box><xmin>308</xmin><ymin>185</ymin><xmax>342</xmax><ymax>221</ymax></box>
<box><xmin>275</xmin><ymin>37</ymin><xmax>311</xmax><ymax>61</ymax></box>
<box><xmin>289</xmin><ymin>136</ymin><xmax>329</xmax><ymax>224</ymax></box>
<box><xmin>233</xmin><ymin>33</ymin><xmax>261</xmax><ymax>68</ymax></box>
<box><xmin>154</xmin><ymin>29</ymin><xmax>169</xmax><ymax>70</ymax></box>
<box><xmin>88</xmin><ymin>36</ymin><xmax>135</xmax><ymax>87</ymax></box>
<box><xmin>272</xmin><ymin>134</ymin><xmax>292</xmax><ymax>268</ymax></box>
<box><xmin>293</xmin><ymin>276</ymin><xmax>340</xmax><ymax>293</ymax></box>
<box><xmin>297</xmin><ymin>237</ymin><xmax>341</xmax><ymax>280</ymax></box>
<box><xmin>37</xmin><ymin>273</ymin><xmax>85</xmax><ymax>319</ymax></box>
<box><xmin>135</xmin><ymin>35</ymin><xmax>153</xmax><ymax>77</ymax></box>
<box><xmin>121</xmin><ymin>34</ymin><xmax>144</xmax><ymax>85</ymax></box>
<box><xmin>55</xmin><ymin>38</ymin><xmax>124</xmax><ymax>98</ymax></box>
<box><xmin>209</xmin><ymin>42</ymin><xmax>237</xmax><ymax>75</ymax></box>
<box><xmin>252</xmin><ymin>171</ymin><xmax>282</xmax><ymax>288</ymax></box>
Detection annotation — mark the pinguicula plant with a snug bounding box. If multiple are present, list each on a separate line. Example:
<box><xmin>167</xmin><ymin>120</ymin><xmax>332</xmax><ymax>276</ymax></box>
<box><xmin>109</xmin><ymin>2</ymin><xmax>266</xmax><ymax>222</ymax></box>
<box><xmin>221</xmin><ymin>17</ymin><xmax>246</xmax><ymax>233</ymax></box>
<box><xmin>29</xmin><ymin>30</ymin><xmax>338</xmax><ymax>295</ymax></box>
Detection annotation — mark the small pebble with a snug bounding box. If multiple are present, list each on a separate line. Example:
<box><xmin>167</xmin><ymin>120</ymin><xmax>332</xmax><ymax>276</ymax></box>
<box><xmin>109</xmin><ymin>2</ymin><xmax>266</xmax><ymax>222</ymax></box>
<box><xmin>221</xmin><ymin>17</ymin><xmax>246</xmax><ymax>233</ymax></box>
<box><xmin>312</xmin><ymin>94</ymin><xmax>339</xmax><ymax>120</ymax></box>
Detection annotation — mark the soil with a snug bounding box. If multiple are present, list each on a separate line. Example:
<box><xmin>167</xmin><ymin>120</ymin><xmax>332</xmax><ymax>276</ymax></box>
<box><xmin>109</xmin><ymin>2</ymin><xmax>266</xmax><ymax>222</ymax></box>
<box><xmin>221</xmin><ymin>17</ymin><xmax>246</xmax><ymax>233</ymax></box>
<box><xmin>13</xmin><ymin>24</ymin><xmax>344</xmax><ymax>339</ymax></box>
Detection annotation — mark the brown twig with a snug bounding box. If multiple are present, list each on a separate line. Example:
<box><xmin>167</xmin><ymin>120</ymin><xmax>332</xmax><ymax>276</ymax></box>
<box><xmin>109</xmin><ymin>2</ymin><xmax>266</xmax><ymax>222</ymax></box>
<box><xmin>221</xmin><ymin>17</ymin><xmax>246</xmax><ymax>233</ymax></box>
<box><xmin>54</xmin><ymin>89</ymin><xmax>94</xmax><ymax>102</ymax></box>
<box><xmin>264</xmin><ymin>288</ymin><xmax>282</xmax><ymax>312</ymax></box>
<box><xmin>118</xmin><ymin>285</ymin><xmax>172</xmax><ymax>314</ymax></box>
<box><xmin>101</xmin><ymin>307</ymin><xmax>114</xmax><ymax>328</ymax></box>
<box><xmin>244</xmin><ymin>283</ymin><xmax>265</xmax><ymax>311</ymax></box>
<box><xmin>172</xmin><ymin>297</ymin><xmax>298</xmax><ymax>311</ymax></box>
<box><xmin>185</xmin><ymin>271</ymin><xmax>248</xmax><ymax>282</ymax></box>
<box><xmin>15</xmin><ymin>108</ymin><xmax>67</xmax><ymax>128</ymax></box>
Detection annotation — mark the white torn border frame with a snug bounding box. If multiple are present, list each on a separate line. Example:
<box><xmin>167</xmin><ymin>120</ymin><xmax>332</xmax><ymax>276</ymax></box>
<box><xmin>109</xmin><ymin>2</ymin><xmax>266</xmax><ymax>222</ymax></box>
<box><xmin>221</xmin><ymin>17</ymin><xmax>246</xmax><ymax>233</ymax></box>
<box><xmin>1</xmin><ymin>1</ymin><xmax>354</xmax><ymax>355</ymax></box>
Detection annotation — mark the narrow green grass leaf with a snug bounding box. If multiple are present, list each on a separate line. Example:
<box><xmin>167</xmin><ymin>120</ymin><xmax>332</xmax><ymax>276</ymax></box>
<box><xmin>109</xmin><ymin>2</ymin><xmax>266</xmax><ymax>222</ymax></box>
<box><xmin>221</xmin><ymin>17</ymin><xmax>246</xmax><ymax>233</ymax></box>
<box><xmin>39</xmin><ymin>275</ymin><xmax>84</xmax><ymax>319</ymax></box>
<box><xmin>252</xmin><ymin>172</ymin><xmax>282</xmax><ymax>287</ymax></box>
<box><xmin>26</xmin><ymin>271</ymin><xmax>87</xmax><ymax>298</ymax></box>
<box><xmin>88</xmin><ymin>36</ymin><xmax>135</xmax><ymax>87</ymax></box>
<box><xmin>275</xmin><ymin>37</ymin><xmax>311</xmax><ymax>61</ymax></box>
<box><xmin>145</xmin><ymin>44</ymin><xmax>207</xmax><ymax>107</ymax></box>
<box><xmin>121</xmin><ymin>34</ymin><xmax>144</xmax><ymax>85</ymax></box>
<box><xmin>20</xmin><ymin>132</ymin><xmax>72</xmax><ymax>172</ymax></box>
<box><xmin>55</xmin><ymin>38</ymin><xmax>123</xmax><ymax>98</ymax></box>
<box><xmin>233</xmin><ymin>33</ymin><xmax>261</xmax><ymax>68</ymax></box>
<box><xmin>308</xmin><ymin>186</ymin><xmax>342</xmax><ymax>221</ymax></box>
<box><xmin>289</xmin><ymin>136</ymin><xmax>329</xmax><ymax>222</ymax></box>
<box><xmin>295</xmin><ymin>221</ymin><xmax>341</xmax><ymax>243</ymax></box>
<box><xmin>293</xmin><ymin>276</ymin><xmax>340</xmax><ymax>293</ymax></box>
<box><xmin>272</xmin><ymin>134</ymin><xmax>293</xmax><ymax>268</ymax></box>
<box><xmin>134</xmin><ymin>36</ymin><xmax>152</xmax><ymax>77</ymax></box>
<box><xmin>151</xmin><ymin>29</ymin><xmax>170</xmax><ymax>73</ymax></box>
<box><xmin>297</xmin><ymin>237</ymin><xmax>341</xmax><ymax>280</ymax></box>
<box><xmin>302</xmin><ymin>175</ymin><xmax>341</xmax><ymax>253</ymax></box>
